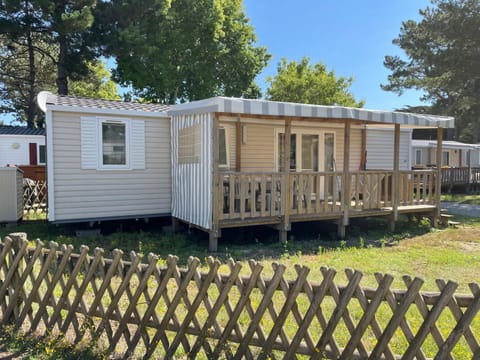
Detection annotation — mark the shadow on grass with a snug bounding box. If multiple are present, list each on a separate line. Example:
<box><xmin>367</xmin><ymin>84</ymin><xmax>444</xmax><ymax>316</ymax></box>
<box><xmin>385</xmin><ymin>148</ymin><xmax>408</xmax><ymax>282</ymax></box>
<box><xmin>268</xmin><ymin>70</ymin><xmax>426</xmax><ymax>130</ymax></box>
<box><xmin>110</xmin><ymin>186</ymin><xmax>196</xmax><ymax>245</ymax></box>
<box><xmin>0</xmin><ymin>325</ymin><xmax>106</xmax><ymax>360</ymax></box>
<box><xmin>0</xmin><ymin>214</ymin><xmax>440</xmax><ymax>266</ymax></box>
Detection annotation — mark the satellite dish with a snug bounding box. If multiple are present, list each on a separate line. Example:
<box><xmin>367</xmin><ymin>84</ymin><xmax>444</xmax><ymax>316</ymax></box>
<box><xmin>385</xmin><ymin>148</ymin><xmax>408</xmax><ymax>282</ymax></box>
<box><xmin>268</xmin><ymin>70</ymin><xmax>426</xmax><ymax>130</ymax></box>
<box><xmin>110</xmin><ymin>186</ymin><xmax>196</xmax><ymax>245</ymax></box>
<box><xmin>37</xmin><ymin>91</ymin><xmax>52</xmax><ymax>112</ymax></box>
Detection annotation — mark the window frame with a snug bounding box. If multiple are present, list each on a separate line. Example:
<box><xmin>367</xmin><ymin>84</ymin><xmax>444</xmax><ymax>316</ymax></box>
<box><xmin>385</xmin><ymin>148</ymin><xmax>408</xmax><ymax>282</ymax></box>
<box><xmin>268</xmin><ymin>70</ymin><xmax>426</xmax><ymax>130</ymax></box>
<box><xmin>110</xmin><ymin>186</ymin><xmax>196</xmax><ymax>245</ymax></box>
<box><xmin>98</xmin><ymin>118</ymin><xmax>130</xmax><ymax>170</ymax></box>
<box><xmin>218</xmin><ymin>126</ymin><xmax>230</xmax><ymax>169</ymax></box>
<box><xmin>37</xmin><ymin>144</ymin><xmax>46</xmax><ymax>165</ymax></box>
<box><xmin>442</xmin><ymin>150</ymin><xmax>450</xmax><ymax>167</ymax></box>
<box><xmin>274</xmin><ymin>128</ymin><xmax>336</xmax><ymax>172</ymax></box>
<box><xmin>178</xmin><ymin>124</ymin><xmax>202</xmax><ymax>165</ymax></box>
<box><xmin>415</xmin><ymin>149</ymin><xmax>422</xmax><ymax>165</ymax></box>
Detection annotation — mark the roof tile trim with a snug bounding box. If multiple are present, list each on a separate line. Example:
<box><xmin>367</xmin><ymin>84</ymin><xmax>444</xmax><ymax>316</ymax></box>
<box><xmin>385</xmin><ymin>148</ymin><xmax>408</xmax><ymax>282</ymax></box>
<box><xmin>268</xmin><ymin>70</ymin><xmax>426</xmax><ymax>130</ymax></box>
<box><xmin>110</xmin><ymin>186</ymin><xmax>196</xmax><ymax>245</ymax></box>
<box><xmin>0</xmin><ymin>126</ymin><xmax>45</xmax><ymax>136</ymax></box>
<box><xmin>47</xmin><ymin>94</ymin><xmax>170</xmax><ymax>113</ymax></box>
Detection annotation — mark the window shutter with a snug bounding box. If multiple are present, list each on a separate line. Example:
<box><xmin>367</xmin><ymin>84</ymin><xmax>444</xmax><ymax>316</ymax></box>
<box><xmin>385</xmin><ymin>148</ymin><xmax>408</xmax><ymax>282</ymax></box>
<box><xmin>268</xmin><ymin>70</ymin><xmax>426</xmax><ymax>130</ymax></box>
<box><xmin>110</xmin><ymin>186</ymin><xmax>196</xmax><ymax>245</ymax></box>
<box><xmin>29</xmin><ymin>143</ymin><xmax>38</xmax><ymax>165</ymax></box>
<box><xmin>131</xmin><ymin>120</ymin><xmax>145</xmax><ymax>170</ymax></box>
<box><xmin>81</xmin><ymin>117</ymin><xmax>98</xmax><ymax>169</ymax></box>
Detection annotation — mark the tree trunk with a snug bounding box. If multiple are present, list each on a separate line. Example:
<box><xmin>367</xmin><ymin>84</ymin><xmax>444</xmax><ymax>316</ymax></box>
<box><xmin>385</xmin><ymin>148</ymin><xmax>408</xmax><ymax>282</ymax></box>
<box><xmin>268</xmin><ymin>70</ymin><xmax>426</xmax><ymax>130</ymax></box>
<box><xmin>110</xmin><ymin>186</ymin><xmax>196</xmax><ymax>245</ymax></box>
<box><xmin>25</xmin><ymin>2</ymin><xmax>36</xmax><ymax>128</ymax></box>
<box><xmin>54</xmin><ymin>0</ymin><xmax>68</xmax><ymax>95</ymax></box>
<box><xmin>56</xmin><ymin>36</ymin><xmax>69</xmax><ymax>95</ymax></box>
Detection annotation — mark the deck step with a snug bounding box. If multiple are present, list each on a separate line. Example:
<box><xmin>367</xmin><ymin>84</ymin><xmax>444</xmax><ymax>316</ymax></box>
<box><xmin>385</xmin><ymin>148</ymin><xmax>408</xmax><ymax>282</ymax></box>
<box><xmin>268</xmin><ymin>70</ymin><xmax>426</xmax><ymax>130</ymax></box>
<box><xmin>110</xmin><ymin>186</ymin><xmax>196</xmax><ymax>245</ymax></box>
<box><xmin>439</xmin><ymin>212</ymin><xmax>455</xmax><ymax>227</ymax></box>
<box><xmin>448</xmin><ymin>220</ymin><xmax>461</xmax><ymax>228</ymax></box>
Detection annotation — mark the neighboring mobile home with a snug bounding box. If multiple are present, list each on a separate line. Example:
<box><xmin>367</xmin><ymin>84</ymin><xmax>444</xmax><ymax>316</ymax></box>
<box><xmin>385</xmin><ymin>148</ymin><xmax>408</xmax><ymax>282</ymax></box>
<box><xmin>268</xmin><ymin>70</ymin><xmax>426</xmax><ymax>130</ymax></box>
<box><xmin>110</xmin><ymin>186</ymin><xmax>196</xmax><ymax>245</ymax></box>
<box><xmin>412</xmin><ymin>140</ymin><xmax>480</xmax><ymax>189</ymax></box>
<box><xmin>412</xmin><ymin>140</ymin><xmax>479</xmax><ymax>168</ymax></box>
<box><xmin>42</xmin><ymin>94</ymin><xmax>454</xmax><ymax>251</ymax></box>
<box><xmin>0</xmin><ymin>126</ymin><xmax>46</xmax><ymax>180</ymax></box>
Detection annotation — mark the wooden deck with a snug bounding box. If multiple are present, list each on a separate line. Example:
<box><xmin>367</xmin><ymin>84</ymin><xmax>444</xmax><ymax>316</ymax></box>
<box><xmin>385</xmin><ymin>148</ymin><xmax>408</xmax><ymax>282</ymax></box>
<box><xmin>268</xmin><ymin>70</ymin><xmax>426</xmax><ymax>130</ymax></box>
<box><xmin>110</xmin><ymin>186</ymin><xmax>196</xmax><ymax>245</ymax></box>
<box><xmin>216</xmin><ymin>170</ymin><xmax>438</xmax><ymax>228</ymax></box>
<box><xmin>441</xmin><ymin>167</ymin><xmax>480</xmax><ymax>189</ymax></box>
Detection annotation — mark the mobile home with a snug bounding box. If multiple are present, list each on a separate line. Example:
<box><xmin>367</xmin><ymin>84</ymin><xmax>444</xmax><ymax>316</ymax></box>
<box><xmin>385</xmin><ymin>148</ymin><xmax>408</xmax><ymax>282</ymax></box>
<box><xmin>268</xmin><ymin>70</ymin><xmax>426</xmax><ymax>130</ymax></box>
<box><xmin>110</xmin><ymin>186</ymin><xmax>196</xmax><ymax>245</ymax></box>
<box><xmin>43</xmin><ymin>94</ymin><xmax>171</xmax><ymax>223</ymax></box>
<box><xmin>42</xmin><ymin>94</ymin><xmax>454</xmax><ymax>250</ymax></box>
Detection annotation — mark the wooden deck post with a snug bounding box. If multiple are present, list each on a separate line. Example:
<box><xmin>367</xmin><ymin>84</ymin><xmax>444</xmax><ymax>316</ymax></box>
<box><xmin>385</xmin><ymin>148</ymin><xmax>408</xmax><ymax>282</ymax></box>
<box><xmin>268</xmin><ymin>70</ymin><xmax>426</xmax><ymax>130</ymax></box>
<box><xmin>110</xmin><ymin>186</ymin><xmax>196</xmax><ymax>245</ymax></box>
<box><xmin>360</xmin><ymin>127</ymin><xmax>367</xmax><ymax>170</ymax></box>
<box><xmin>433</xmin><ymin>127</ymin><xmax>443</xmax><ymax>227</ymax></box>
<box><xmin>339</xmin><ymin>120</ymin><xmax>351</xmax><ymax>239</ymax></box>
<box><xmin>280</xmin><ymin>119</ymin><xmax>292</xmax><ymax>243</ymax></box>
<box><xmin>235</xmin><ymin>115</ymin><xmax>242</xmax><ymax>172</ymax></box>
<box><xmin>389</xmin><ymin>124</ymin><xmax>400</xmax><ymax>231</ymax></box>
<box><xmin>210</xmin><ymin>113</ymin><xmax>221</xmax><ymax>252</ymax></box>
<box><xmin>171</xmin><ymin>217</ymin><xmax>180</xmax><ymax>232</ymax></box>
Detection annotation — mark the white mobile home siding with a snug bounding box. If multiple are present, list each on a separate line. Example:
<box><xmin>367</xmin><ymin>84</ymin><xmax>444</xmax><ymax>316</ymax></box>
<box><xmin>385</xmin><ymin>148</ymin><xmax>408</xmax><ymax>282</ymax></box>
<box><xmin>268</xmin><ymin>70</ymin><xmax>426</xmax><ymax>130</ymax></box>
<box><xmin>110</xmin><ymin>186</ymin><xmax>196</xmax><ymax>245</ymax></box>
<box><xmin>171</xmin><ymin>113</ymin><xmax>213</xmax><ymax>230</ymax></box>
<box><xmin>0</xmin><ymin>135</ymin><xmax>45</xmax><ymax>166</ymax></box>
<box><xmin>366</xmin><ymin>128</ymin><xmax>411</xmax><ymax>170</ymax></box>
<box><xmin>49</xmin><ymin>110</ymin><xmax>171</xmax><ymax>222</ymax></box>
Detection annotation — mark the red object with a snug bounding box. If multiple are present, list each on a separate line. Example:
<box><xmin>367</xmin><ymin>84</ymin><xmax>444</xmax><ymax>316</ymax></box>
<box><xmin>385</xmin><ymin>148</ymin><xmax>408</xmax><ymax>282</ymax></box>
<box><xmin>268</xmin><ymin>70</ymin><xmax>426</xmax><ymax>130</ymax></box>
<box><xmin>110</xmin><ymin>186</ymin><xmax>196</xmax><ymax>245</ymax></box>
<box><xmin>29</xmin><ymin>143</ymin><xmax>37</xmax><ymax>165</ymax></box>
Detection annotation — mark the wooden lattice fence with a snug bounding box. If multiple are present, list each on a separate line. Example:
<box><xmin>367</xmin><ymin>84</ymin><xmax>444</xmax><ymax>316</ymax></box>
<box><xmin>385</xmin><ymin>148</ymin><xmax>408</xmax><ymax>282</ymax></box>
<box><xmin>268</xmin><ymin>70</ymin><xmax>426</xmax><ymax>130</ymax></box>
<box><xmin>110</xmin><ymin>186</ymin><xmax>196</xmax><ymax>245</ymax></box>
<box><xmin>1</xmin><ymin>232</ymin><xmax>480</xmax><ymax>359</ymax></box>
<box><xmin>23</xmin><ymin>179</ymin><xmax>47</xmax><ymax>215</ymax></box>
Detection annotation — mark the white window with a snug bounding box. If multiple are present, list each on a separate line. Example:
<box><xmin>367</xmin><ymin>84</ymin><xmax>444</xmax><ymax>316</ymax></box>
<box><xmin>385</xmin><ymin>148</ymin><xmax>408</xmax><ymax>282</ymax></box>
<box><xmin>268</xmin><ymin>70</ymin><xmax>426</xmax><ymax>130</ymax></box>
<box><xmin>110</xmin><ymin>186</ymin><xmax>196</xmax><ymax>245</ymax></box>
<box><xmin>442</xmin><ymin>151</ymin><xmax>450</xmax><ymax>166</ymax></box>
<box><xmin>101</xmin><ymin>121</ymin><xmax>127</xmax><ymax>166</ymax></box>
<box><xmin>38</xmin><ymin>144</ymin><xmax>46</xmax><ymax>165</ymax></box>
<box><xmin>415</xmin><ymin>149</ymin><xmax>422</xmax><ymax>165</ymax></box>
<box><xmin>218</xmin><ymin>127</ymin><xmax>229</xmax><ymax>168</ymax></box>
<box><xmin>81</xmin><ymin>117</ymin><xmax>145</xmax><ymax>170</ymax></box>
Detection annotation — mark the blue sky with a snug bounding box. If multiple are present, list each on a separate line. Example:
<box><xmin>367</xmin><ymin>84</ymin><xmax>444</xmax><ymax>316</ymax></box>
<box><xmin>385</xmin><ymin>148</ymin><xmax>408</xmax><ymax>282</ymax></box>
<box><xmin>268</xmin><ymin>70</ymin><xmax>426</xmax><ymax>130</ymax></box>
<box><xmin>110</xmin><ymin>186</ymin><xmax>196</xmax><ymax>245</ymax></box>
<box><xmin>2</xmin><ymin>1</ymin><xmax>432</xmax><ymax>125</ymax></box>
<box><xmin>243</xmin><ymin>0</ymin><xmax>432</xmax><ymax>111</ymax></box>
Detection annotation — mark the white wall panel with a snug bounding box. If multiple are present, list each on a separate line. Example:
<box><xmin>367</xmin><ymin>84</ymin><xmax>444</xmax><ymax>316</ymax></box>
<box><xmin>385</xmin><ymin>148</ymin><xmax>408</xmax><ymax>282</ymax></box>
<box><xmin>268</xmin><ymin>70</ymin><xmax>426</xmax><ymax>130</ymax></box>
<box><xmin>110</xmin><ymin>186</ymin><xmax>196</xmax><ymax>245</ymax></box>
<box><xmin>171</xmin><ymin>113</ymin><xmax>213</xmax><ymax>230</ymax></box>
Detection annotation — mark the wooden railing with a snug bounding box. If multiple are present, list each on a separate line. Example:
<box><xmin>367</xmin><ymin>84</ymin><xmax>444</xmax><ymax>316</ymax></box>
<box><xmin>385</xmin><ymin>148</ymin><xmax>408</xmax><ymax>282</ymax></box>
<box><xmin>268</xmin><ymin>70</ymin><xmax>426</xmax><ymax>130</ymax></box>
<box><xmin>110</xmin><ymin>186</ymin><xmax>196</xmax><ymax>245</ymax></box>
<box><xmin>2</xmin><ymin>233</ymin><xmax>480</xmax><ymax>359</ymax></box>
<box><xmin>219</xmin><ymin>172</ymin><xmax>283</xmax><ymax>220</ymax></box>
<box><xmin>219</xmin><ymin>170</ymin><xmax>438</xmax><ymax>221</ymax></box>
<box><xmin>399</xmin><ymin>170</ymin><xmax>436</xmax><ymax>205</ymax></box>
<box><xmin>472</xmin><ymin>168</ymin><xmax>480</xmax><ymax>184</ymax></box>
<box><xmin>441</xmin><ymin>167</ymin><xmax>470</xmax><ymax>186</ymax></box>
<box><xmin>350</xmin><ymin>171</ymin><xmax>393</xmax><ymax>210</ymax></box>
<box><xmin>441</xmin><ymin>167</ymin><xmax>480</xmax><ymax>188</ymax></box>
<box><xmin>288</xmin><ymin>172</ymin><xmax>343</xmax><ymax>216</ymax></box>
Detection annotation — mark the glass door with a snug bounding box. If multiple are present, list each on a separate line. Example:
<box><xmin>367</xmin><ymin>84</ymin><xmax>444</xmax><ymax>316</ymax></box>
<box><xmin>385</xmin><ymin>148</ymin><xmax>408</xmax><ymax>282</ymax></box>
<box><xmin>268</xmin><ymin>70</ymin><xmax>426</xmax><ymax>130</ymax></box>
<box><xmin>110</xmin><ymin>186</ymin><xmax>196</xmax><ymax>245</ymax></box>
<box><xmin>324</xmin><ymin>133</ymin><xmax>335</xmax><ymax>172</ymax></box>
<box><xmin>278</xmin><ymin>133</ymin><xmax>297</xmax><ymax>171</ymax></box>
<box><xmin>301</xmin><ymin>134</ymin><xmax>319</xmax><ymax>171</ymax></box>
<box><xmin>322</xmin><ymin>132</ymin><xmax>336</xmax><ymax>199</ymax></box>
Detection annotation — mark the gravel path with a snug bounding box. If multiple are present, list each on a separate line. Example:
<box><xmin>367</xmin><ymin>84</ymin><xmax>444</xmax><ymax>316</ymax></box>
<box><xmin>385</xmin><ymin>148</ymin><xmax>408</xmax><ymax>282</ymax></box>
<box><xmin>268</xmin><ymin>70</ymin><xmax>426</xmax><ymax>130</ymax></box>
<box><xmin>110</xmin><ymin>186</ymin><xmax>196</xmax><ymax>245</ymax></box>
<box><xmin>440</xmin><ymin>202</ymin><xmax>480</xmax><ymax>218</ymax></box>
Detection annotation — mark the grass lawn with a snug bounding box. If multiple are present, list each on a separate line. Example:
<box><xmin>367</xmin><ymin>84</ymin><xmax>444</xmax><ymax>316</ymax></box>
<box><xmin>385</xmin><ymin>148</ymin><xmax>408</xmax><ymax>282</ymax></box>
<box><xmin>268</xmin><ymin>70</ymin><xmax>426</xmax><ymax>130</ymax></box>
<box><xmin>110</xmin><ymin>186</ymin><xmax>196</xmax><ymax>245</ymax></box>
<box><xmin>1</xmin><ymin>215</ymin><xmax>480</xmax><ymax>358</ymax></box>
<box><xmin>1</xmin><ymin>214</ymin><xmax>480</xmax><ymax>292</ymax></box>
<box><xmin>441</xmin><ymin>193</ymin><xmax>480</xmax><ymax>205</ymax></box>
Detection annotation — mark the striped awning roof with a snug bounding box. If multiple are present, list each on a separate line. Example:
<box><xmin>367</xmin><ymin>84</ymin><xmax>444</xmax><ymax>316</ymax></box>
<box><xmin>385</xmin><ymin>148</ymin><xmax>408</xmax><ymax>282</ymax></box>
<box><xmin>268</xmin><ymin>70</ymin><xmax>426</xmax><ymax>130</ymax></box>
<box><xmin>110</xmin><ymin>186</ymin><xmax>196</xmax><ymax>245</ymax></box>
<box><xmin>169</xmin><ymin>97</ymin><xmax>455</xmax><ymax>128</ymax></box>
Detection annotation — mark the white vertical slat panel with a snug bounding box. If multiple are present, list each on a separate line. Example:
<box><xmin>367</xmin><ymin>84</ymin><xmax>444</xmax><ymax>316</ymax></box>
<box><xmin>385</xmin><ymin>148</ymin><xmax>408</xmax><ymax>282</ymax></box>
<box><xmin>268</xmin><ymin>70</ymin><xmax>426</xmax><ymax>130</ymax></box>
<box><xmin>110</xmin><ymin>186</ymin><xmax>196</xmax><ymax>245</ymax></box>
<box><xmin>171</xmin><ymin>112</ymin><xmax>213</xmax><ymax>230</ymax></box>
<box><xmin>366</xmin><ymin>128</ymin><xmax>411</xmax><ymax>171</ymax></box>
<box><xmin>80</xmin><ymin>117</ymin><xmax>98</xmax><ymax>169</ymax></box>
<box><xmin>131</xmin><ymin>120</ymin><xmax>145</xmax><ymax>170</ymax></box>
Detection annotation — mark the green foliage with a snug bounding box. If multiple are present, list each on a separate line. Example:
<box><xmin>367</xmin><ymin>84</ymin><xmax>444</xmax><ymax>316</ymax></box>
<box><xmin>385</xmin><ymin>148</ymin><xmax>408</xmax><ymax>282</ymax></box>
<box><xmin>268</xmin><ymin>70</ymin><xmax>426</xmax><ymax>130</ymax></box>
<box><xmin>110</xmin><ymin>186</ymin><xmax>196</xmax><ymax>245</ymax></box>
<box><xmin>0</xmin><ymin>0</ymin><xmax>99</xmax><ymax>126</ymax></box>
<box><xmin>383</xmin><ymin>0</ymin><xmax>480</xmax><ymax>142</ymax></box>
<box><xmin>0</xmin><ymin>39</ymin><xmax>57</xmax><ymax>124</ymax></box>
<box><xmin>69</xmin><ymin>61</ymin><xmax>121</xmax><ymax>100</ymax></box>
<box><xmin>266</xmin><ymin>57</ymin><xmax>365</xmax><ymax>107</ymax></box>
<box><xmin>102</xmin><ymin>0</ymin><xmax>270</xmax><ymax>104</ymax></box>
<box><xmin>441</xmin><ymin>193</ymin><xmax>480</xmax><ymax>205</ymax></box>
<box><xmin>40</xmin><ymin>0</ymin><xmax>98</xmax><ymax>94</ymax></box>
